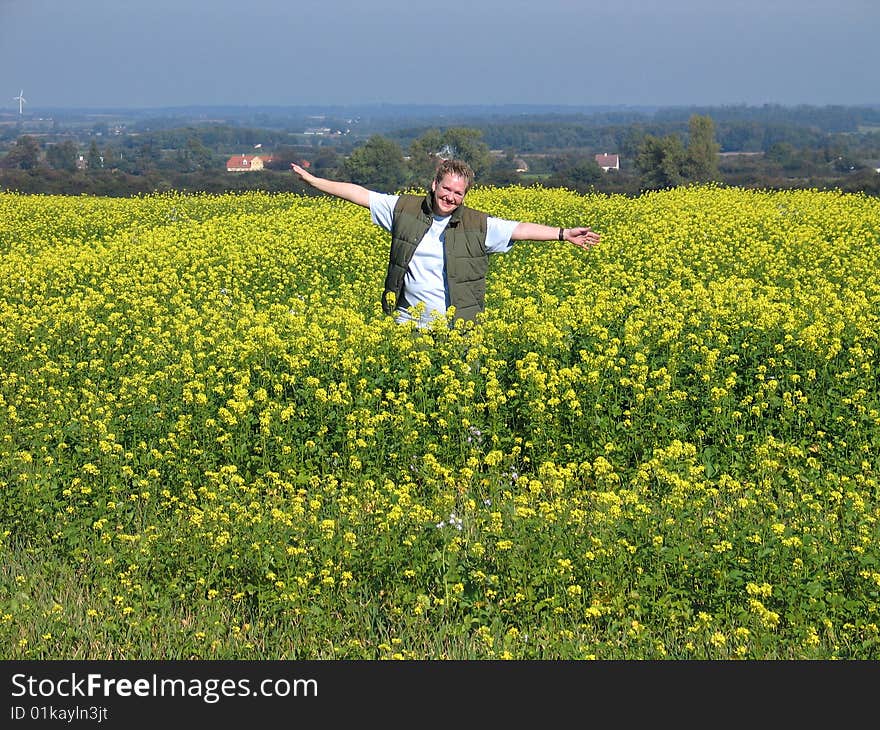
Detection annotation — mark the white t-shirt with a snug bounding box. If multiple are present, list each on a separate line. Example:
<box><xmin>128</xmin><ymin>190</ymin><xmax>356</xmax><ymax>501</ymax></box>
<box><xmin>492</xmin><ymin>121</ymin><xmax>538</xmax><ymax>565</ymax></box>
<box><xmin>369</xmin><ymin>192</ymin><xmax>519</xmax><ymax>328</ymax></box>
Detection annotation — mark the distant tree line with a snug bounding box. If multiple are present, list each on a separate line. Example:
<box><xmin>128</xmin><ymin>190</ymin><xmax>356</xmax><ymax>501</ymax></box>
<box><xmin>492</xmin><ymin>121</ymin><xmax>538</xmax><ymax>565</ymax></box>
<box><xmin>3</xmin><ymin>108</ymin><xmax>880</xmax><ymax>197</ymax></box>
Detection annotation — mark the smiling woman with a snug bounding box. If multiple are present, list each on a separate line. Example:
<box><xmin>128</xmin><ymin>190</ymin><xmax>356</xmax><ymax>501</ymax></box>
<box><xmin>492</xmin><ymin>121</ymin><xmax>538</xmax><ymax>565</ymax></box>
<box><xmin>290</xmin><ymin>158</ymin><xmax>600</xmax><ymax>329</ymax></box>
<box><xmin>430</xmin><ymin>164</ymin><xmax>469</xmax><ymax>217</ymax></box>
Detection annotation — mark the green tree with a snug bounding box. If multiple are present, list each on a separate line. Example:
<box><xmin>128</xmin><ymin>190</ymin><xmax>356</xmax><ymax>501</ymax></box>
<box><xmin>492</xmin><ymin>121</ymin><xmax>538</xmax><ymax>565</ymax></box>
<box><xmin>99</xmin><ymin>145</ymin><xmax>117</xmax><ymax>170</ymax></box>
<box><xmin>546</xmin><ymin>153</ymin><xmax>603</xmax><ymax>193</ymax></box>
<box><xmin>566</xmin><ymin>156</ymin><xmax>603</xmax><ymax>191</ymax></box>
<box><xmin>766</xmin><ymin>142</ymin><xmax>801</xmax><ymax>172</ymax></box>
<box><xmin>2</xmin><ymin>135</ymin><xmax>41</xmax><ymax>170</ymax></box>
<box><xmin>46</xmin><ymin>141</ymin><xmax>79</xmax><ymax>172</ymax></box>
<box><xmin>685</xmin><ymin>114</ymin><xmax>720</xmax><ymax>181</ymax></box>
<box><xmin>344</xmin><ymin>135</ymin><xmax>407</xmax><ymax>191</ymax></box>
<box><xmin>621</xmin><ymin>126</ymin><xmax>648</xmax><ymax>160</ymax></box>
<box><xmin>636</xmin><ymin>134</ymin><xmax>686</xmax><ymax>189</ymax></box>
<box><xmin>310</xmin><ymin>147</ymin><xmax>342</xmax><ymax>177</ymax></box>
<box><xmin>438</xmin><ymin>127</ymin><xmax>492</xmax><ymax>178</ymax></box>
<box><xmin>87</xmin><ymin>141</ymin><xmax>104</xmax><ymax>170</ymax></box>
<box><xmin>133</xmin><ymin>138</ymin><xmax>160</xmax><ymax>173</ymax></box>
<box><xmin>482</xmin><ymin>153</ymin><xmax>521</xmax><ymax>187</ymax></box>
<box><xmin>407</xmin><ymin>129</ymin><xmax>444</xmax><ymax>183</ymax></box>
<box><xmin>407</xmin><ymin>127</ymin><xmax>493</xmax><ymax>184</ymax></box>
<box><xmin>636</xmin><ymin>115</ymin><xmax>720</xmax><ymax>189</ymax></box>
<box><xmin>183</xmin><ymin>137</ymin><xmax>213</xmax><ymax>172</ymax></box>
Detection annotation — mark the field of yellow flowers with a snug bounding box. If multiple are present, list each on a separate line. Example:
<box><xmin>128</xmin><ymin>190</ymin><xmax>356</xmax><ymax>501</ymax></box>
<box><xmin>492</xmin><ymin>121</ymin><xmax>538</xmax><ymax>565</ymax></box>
<box><xmin>1</xmin><ymin>184</ymin><xmax>878</xmax><ymax>659</ymax></box>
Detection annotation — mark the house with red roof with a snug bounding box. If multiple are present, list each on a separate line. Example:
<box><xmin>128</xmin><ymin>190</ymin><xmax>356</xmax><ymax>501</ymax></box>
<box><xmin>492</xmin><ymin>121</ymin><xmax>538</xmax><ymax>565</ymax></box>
<box><xmin>226</xmin><ymin>154</ymin><xmax>275</xmax><ymax>172</ymax></box>
<box><xmin>594</xmin><ymin>153</ymin><xmax>620</xmax><ymax>172</ymax></box>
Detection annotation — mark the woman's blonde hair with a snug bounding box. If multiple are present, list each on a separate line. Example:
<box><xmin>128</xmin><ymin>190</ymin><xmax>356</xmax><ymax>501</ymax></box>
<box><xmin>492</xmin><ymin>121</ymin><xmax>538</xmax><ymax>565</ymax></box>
<box><xmin>433</xmin><ymin>158</ymin><xmax>475</xmax><ymax>191</ymax></box>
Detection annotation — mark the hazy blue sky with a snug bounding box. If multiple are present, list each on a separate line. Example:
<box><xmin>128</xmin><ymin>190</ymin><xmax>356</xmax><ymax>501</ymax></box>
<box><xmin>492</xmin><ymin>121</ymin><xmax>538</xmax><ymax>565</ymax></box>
<box><xmin>1</xmin><ymin>0</ymin><xmax>877</xmax><ymax>110</ymax></box>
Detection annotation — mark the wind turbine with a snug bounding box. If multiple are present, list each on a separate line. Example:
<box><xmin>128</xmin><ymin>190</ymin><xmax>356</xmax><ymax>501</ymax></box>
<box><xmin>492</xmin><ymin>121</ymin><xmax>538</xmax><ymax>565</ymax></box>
<box><xmin>14</xmin><ymin>90</ymin><xmax>26</xmax><ymax>115</ymax></box>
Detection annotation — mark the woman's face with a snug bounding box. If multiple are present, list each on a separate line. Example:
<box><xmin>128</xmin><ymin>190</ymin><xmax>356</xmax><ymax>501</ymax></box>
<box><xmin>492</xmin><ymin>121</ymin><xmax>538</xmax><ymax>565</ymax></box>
<box><xmin>431</xmin><ymin>173</ymin><xmax>468</xmax><ymax>216</ymax></box>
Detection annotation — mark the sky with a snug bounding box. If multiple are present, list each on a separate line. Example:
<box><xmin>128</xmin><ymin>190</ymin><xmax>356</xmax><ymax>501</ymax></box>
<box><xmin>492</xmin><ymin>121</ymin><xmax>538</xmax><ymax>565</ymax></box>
<box><xmin>1</xmin><ymin>0</ymin><xmax>878</xmax><ymax>111</ymax></box>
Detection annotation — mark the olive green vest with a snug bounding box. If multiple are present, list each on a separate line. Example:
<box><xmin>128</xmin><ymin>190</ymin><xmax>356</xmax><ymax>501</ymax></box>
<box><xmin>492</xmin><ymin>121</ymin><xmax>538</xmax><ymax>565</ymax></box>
<box><xmin>382</xmin><ymin>192</ymin><xmax>489</xmax><ymax>323</ymax></box>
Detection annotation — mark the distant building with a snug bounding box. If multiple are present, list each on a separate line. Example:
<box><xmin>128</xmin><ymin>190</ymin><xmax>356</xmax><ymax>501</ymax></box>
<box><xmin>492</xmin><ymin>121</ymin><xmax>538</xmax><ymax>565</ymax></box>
<box><xmin>595</xmin><ymin>153</ymin><xmax>620</xmax><ymax>172</ymax></box>
<box><xmin>226</xmin><ymin>154</ymin><xmax>274</xmax><ymax>172</ymax></box>
<box><xmin>489</xmin><ymin>149</ymin><xmax>529</xmax><ymax>173</ymax></box>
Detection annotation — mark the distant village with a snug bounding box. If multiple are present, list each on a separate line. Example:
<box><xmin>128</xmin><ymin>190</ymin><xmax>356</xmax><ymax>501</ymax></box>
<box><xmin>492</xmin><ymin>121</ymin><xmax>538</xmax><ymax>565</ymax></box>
<box><xmin>223</xmin><ymin>152</ymin><xmax>621</xmax><ymax>174</ymax></box>
<box><xmin>3</xmin><ymin>102</ymin><xmax>880</xmax><ymax>197</ymax></box>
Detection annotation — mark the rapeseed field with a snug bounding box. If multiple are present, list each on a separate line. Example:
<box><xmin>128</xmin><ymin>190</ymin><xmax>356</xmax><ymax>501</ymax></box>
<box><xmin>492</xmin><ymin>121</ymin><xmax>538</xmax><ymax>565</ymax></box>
<box><xmin>1</xmin><ymin>184</ymin><xmax>878</xmax><ymax>658</ymax></box>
